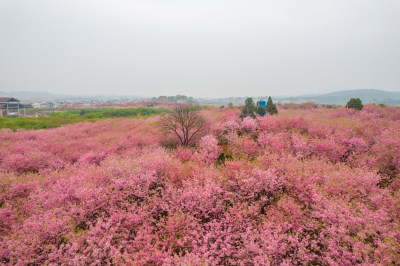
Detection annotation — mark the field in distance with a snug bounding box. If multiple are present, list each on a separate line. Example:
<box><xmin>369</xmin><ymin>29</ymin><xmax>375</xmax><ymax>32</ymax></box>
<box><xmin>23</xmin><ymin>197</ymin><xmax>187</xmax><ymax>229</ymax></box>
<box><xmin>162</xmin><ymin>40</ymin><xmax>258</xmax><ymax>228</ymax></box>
<box><xmin>0</xmin><ymin>107</ymin><xmax>169</xmax><ymax>131</ymax></box>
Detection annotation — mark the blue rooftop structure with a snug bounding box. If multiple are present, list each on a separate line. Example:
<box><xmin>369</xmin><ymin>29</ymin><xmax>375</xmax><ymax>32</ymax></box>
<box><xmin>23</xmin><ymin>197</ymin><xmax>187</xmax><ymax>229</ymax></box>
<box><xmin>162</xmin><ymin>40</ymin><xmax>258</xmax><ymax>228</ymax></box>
<box><xmin>258</xmin><ymin>100</ymin><xmax>266</xmax><ymax>117</ymax></box>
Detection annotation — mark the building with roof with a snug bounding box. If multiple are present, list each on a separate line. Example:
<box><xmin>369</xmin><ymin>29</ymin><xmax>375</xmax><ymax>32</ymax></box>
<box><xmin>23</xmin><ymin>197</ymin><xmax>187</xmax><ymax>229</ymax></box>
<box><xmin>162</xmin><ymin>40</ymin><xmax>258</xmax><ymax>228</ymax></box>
<box><xmin>0</xmin><ymin>97</ymin><xmax>30</xmax><ymax>117</ymax></box>
<box><xmin>32</xmin><ymin>102</ymin><xmax>59</xmax><ymax>109</ymax></box>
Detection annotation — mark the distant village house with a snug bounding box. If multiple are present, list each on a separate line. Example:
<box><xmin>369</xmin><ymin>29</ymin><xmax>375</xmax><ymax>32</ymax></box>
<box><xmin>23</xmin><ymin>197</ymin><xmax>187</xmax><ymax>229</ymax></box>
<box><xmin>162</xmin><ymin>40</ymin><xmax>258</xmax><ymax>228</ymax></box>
<box><xmin>0</xmin><ymin>97</ymin><xmax>31</xmax><ymax>117</ymax></box>
<box><xmin>32</xmin><ymin>102</ymin><xmax>59</xmax><ymax>109</ymax></box>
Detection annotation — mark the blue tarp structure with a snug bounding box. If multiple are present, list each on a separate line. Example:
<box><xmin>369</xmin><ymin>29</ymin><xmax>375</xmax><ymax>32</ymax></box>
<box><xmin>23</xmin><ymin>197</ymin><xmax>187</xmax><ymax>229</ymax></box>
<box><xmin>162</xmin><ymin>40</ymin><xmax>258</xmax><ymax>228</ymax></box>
<box><xmin>258</xmin><ymin>100</ymin><xmax>266</xmax><ymax>117</ymax></box>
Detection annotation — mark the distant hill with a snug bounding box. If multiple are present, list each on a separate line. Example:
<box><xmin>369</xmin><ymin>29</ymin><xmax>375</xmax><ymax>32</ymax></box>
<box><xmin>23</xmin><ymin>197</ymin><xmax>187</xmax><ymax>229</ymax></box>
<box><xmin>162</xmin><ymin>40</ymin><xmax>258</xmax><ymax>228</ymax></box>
<box><xmin>280</xmin><ymin>89</ymin><xmax>400</xmax><ymax>106</ymax></box>
<box><xmin>2</xmin><ymin>89</ymin><xmax>400</xmax><ymax>106</ymax></box>
<box><xmin>0</xmin><ymin>91</ymin><xmax>142</xmax><ymax>103</ymax></box>
<box><xmin>197</xmin><ymin>89</ymin><xmax>400</xmax><ymax>106</ymax></box>
<box><xmin>0</xmin><ymin>91</ymin><xmax>82</xmax><ymax>102</ymax></box>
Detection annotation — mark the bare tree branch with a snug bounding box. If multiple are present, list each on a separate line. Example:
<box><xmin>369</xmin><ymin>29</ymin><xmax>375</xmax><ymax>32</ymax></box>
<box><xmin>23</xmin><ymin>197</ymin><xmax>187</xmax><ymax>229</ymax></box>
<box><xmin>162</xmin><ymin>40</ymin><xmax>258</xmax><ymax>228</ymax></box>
<box><xmin>160</xmin><ymin>104</ymin><xmax>206</xmax><ymax>146</ymax></box>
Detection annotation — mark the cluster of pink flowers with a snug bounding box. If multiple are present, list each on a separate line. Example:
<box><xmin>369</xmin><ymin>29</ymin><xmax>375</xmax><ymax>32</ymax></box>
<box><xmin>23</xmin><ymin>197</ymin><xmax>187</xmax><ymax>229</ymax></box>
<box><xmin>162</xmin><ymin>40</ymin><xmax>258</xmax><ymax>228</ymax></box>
<box><xmin>240</xmin><ymin>117</ymin><xmax>257</xmax><ymax>133</ymax></box>
<box><xmin>0</xmin><ymin>104</ymin><xmax>399</xmax><ymax>264</ymax></box>
<box><xmin>195</xmin><ymin>135</ymin><xmax>222</xmax><ymax>166</ymax></box>
<box><xmin>212</xmin><ymin>115</ymin><xmax>257</xmax><ymax>136</ymax></box>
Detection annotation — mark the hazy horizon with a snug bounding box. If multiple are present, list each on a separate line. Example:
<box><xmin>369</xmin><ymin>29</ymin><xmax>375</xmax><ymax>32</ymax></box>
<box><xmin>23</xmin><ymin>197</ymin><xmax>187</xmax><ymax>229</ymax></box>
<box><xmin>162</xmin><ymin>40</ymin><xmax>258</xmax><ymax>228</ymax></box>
<box><xmin>1</xmin><ymin>0</ymin><xmax>399</xmax><ymax>98</ymax></box>
<box><xmin>2</xmin><ymin>88</ymin><xmax>400</xmax><ymax>100</ymax></box>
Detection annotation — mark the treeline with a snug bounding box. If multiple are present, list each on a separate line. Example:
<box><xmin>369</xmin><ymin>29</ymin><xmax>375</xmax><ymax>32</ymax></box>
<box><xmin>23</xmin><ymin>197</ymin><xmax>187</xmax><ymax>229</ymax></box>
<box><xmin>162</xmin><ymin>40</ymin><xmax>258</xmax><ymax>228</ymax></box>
<box><xmin>152</xmin><ymin>95</ymin><xmax>196</xmax><ymax>103</ymax></box>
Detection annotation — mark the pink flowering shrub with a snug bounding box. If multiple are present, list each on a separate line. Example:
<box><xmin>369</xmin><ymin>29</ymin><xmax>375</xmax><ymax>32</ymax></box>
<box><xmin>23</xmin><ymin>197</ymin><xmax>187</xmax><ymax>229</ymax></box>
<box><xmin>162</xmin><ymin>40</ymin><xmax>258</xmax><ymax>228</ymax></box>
<box><xmin>231</xmin><ymin>137</ymin><xmax>259</xmax><ymax>159</ymax></box>
<box><xmin>173</xmin><ymin>146</ymin><xmax>193</xmax><ymax>163</ymax></box>
<box><xmin>0</xmin><ymin>105</ymin><xmax>400</xmax><ymax>264</ymax></box>
<box><xmin>258</xmin><ymin>132</ymin><xmax>291</xmax><ymax>155</ymax></box>
<box><xmin>195</xmin><ymin>134</ymin><xmax>222</xmax><ymax>165</ymax></box>
<box><xmin>240</xmin><ymin>116</ymin><xmax>257</xmax><ymax>133</ymax></box>
<box><xmin>291</xmin><ymin>133</ymin><xmax>311</xmax><ymax>158</ymax></box>
<box><xmin>370</xmin><ymin>128</ymin><xmax>400</xmax><ymax>179</ymax></box>
<box><xmin>223</xmin><ymin>118</ymin><xmax>241</xmax><ymax>134</ymax></box>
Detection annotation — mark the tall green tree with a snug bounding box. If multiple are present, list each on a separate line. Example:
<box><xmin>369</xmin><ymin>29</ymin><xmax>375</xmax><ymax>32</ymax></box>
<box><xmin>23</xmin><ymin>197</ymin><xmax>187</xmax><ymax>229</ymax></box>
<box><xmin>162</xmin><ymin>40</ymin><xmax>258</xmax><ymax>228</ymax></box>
<box><xmin>266</xmin><ymin>96</ymin><xmax>278</xmax><ymax>115</ymax></box>
<box><xmin>240</xmin><ymin>98</ymin><xmax>256</xmax><ymax>119</ymax></box>
<box><xmin>346</xmin><ymin>98</ymin><xmax>363</xmax><ymax>110</ymax></box>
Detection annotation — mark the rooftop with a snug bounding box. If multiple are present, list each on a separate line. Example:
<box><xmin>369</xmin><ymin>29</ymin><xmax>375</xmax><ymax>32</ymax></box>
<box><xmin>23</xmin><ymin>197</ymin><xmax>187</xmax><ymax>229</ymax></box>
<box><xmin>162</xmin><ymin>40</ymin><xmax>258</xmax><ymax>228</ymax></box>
<box><xmin>0</xmin><ymin>97</ymin><xmax>20</xmax><ymax>103</ymax></box>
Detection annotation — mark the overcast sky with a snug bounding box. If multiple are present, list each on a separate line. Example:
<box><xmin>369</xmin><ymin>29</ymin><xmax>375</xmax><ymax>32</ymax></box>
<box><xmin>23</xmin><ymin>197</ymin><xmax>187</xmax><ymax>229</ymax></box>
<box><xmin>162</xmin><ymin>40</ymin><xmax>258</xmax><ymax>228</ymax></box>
<box><xmin>0</xmin><ymin>0</ymin><xmax>399</xmax><ymax>98</ymax></box>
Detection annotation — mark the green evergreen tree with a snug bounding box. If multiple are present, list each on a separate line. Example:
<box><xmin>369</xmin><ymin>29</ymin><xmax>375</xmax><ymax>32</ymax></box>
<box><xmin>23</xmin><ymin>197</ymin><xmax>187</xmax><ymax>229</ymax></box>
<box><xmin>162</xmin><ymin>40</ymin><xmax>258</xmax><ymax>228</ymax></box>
<box><xmin>346</xmin><ymin>98</ymin><xmax>363</xmax><ymax>110</ymax></box>
<box><xmin>266</xmin><ymin>96</ymin><xmax>278</xmax><ymax>115</ymax></box>
<box><xmin>240</xmin><ymin>98</ymin><xmax>256</xmax><ymax>119</ymax></box>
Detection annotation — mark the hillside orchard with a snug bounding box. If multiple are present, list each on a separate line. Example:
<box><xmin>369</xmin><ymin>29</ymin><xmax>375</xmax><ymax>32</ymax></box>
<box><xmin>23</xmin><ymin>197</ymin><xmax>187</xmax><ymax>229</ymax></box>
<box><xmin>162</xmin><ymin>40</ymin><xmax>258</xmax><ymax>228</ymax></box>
<box><xmin>0</xmin><ymin>104</ymin><xmax>400</xmax><ymax>264</ymax></box>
